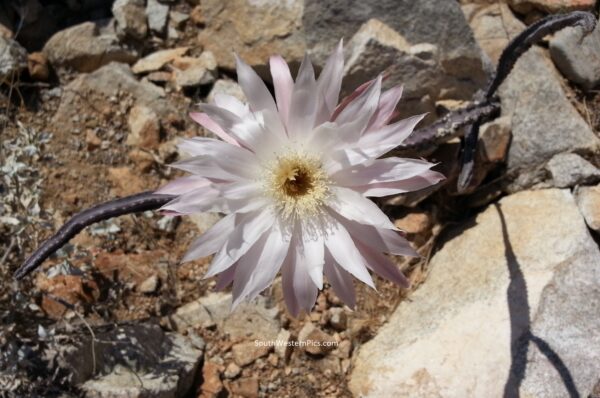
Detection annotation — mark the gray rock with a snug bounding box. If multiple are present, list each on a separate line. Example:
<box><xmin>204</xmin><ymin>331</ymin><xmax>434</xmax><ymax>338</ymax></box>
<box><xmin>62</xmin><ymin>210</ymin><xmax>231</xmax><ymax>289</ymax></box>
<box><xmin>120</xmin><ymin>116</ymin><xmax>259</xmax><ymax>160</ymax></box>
<box><xmin>146</xmin><ymin>0</ymin><xmax>169</xmax><ymax>34</ymax></box>
<box><xmin>46</xmin><ymin>323</ymin><xmax>203</xmax><ymax>397</ymax></box>
<box><xmin>305</xmin><ymin>0</ymin><xmax>490</xmax><ymax>98</ymax></box>
<box><xmin>550</xmin><ymin>22</ymin><xmax>600</xmax><ymax>90</ymax></box>
<box><xmin>172</xmin><ymin>51</ymin><xmax>217</xmax><ymax>89</ymax></box>
<box><xmin>546</xmin><ymin>153</ymin><xmax>600</xmax><ymax>188</ymax></box>
<box><xmin>112</xmin><ymin>0</ymin><xmax>147</xmax><ymax>40</ymax></box>
<box><xmin>574</xmin><ymin>184</ymin><xmax>600</xmax><ymax>231</ymax></box>
<box><xmin>350</xmin><ymin>189</ymin><xmax>600</xmax><ymax>397</ymax></box>
<box><xmin>42</xmin><ymin>22</ymin><xmax>137</xmax><ymax>73</ymax></box>
<box><xmin>0</xmin><ymin>36</ymin><xmax>27</xmax><ymax>82</ymax></box>
<box><xmin>500</xmin><ymin>47</ymin><xmax>599</xmax><ymax>189</ymax></box>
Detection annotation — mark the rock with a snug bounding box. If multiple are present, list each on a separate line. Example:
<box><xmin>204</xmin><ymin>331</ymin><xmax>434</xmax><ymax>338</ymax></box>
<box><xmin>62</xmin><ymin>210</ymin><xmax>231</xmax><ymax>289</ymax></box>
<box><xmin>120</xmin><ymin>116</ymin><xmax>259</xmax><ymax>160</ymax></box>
<box><xmin>498</xmin><ymin>28</ymin><xmax>599</xmax><ymax>188</ymax></box>
<box><xmin>327</xmin><ymin>307</ymin><xmax>348</xmax><ymax>331</ymax></box>
<box><xmin>0</xmin><ymin>36</ymin><xmax>27</xmax><ymax>82</ymax></box>
<box><xmin>478</xmin><ymin>115</ymin><xmax>512</xmax><ymax>163</ymax></box>
<box><xmin>274</xmin><ymin>329</ymin><xmax>292</xmax><ymax>361</ymax></box>
<box><xmin>394</xmin><ymin>211</ymin><xmax>432</xmax><ymax>235</ymax></box>
<box><xmin>343</xmin><ymin>19</ymin><xmax>440</xmax><ymax>119</ymax></box>
<box><xmin>53</xmin><ymin>63</ymin><xmax>174</xmax><ymax>131</ymax></box>
<box><xmin>507</xmin><ymin>0</ymin><xmax>594</xmax><ymax>13</ymax></box>
<box><xmin>169</xmin><ymin>10</ymin><xmax>189</xmax><ymax>28</ymax></box>
<box><xmin>206</xmin><ymin>79</ymin><xmax>246</xmax><ymax>104</ymax></box>
<box><xmin>85</xmin><ymin>129</ymin><xmax>102</xmax><ymax>150</ymax></box>
<box><xmin>36</xmin><ymin>275</ymin><xmax>99</xmax><ymax>319</ymax></box>
<box><xmin>172</xmin><ymin>52</ymin><xmax>217</xmax><ymax>89</ymax></box>
<box><xmin>73</xmin><ymin>324</ymin><xmax>202</xmax><ymax>397</ymax></box>
<box><xmin>95</xmin><ymin>250</ymin><xmax>168</xmax><ymax>286</ymax></box>
<box><xmin>27</xmin><ymin>52</ymin><xmax>49</xmax><ymax>81</ymax></box>
<box><xmin>127</xmin><ymin>104</ymin><xmax>161</xmax><ymax>150</ymax></box>
<box><xmin>550</xmin><ymin>21</ymin><xmax>600</xmax><ymax>90</ymax></box>
<box><xmin>197</xmin><ymin>0</ymin><xmax>305</xmax><ymax>70</ymax></box>
<box><xmin>112</xmin><ymin>0</ymin><xmax>148</xmax><ymax>40</ymax></box>
<box><xmin>231</xmin><ymin>342</ymin><xmax>271</xmax><ymax>367</ymax></box>
<box><xmin>546</xmin><ymin>153</ymin><xmax>600</xmax><ymax>188</ymax></box>
<box><xmin>132</xmin><ymin>47</ymin><xmax>188</xmax><ymax>74</ymax></box>
<box><xmin>297</xmin><ymin>323</ymin><xmax>337</xmax><ymax>355</ymax></box>
<box><xmin>462</xmin><ymin>2</ymin><xmax>524</xmax><ymax>64</ymax></box>
<box><xmin>305</xmin><ymin>0</ymin><xmax>489</xmax><ymax>93</ymax></box>
<box><xmin>223</xmin><ymin>362</ymin><xmax>242</xmax><ymax>379</ymax></box>
<box><xmin>171</xmin><ymin>296</ymin><xmax>216</xmax><ymax>330</ymax></box>
<box><xmin>138</xmin><ymin>274</ymin><xmax>159</xmax><ymax>293</ymax></box>
<box><xmin>146</xmin><ymin>0</ymin><xmax>169</xmax><ymax>34</ymax></box>
<box><xmin>42</xmin><ymin>22</ymin><xmax>137</xmax><ymax>73</ymax></box>
<box><xmin>229</xmin><ymin>377</ymin><xmax>259</xmax><ymax>398</ymax></box>
<box><xmin>350</xmin><ymin>189</ymin><xmax>600</xmax><ymax>397</ymax></box>
<box><xmin>575</xmin><ymin>184</ymin><xmax>600</xmax><ymax>231</ymax></box>
<box><xmin>128</xmin><ymin>148</ymin><xmax>155</xmax><ymax>172</ymax></box>
<box><xmin>107</xmin><ymin>167</ymin><xmax>147</xmax><ymax>196</ymax></box>
<box><xmin>200</xmin><ymin>361</ymin><xmax>224</xmax><ymax>397</ymax></box>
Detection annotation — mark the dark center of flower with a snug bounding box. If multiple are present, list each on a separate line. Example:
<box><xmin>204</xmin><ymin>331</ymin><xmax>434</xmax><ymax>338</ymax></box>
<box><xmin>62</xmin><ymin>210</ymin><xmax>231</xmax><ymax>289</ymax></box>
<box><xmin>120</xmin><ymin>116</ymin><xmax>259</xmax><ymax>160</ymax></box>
<box><xmin>282</xmin><ymin>167</ymin><xmax>314</xmax><ymax>197</ymax></box>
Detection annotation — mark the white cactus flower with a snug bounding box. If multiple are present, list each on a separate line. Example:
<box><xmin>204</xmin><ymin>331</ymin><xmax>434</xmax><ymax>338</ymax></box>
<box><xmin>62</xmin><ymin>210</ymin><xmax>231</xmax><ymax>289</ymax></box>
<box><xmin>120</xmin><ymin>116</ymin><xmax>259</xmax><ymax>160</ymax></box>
<box><xmin>156</xmin><ymin>41</ymin><xmax>444</xmax><ymax>315</ymax></box>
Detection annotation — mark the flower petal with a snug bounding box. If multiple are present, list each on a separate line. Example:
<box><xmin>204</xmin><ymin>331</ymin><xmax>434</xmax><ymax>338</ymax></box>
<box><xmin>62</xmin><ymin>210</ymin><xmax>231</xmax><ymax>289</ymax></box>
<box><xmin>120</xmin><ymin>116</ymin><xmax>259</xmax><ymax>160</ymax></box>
<box><xmin>231</xmin><ymin>221</ymin><xmax>290</xmax><ymax>308</ymax></box>
<box><xmin>323</xmin><ymin>216</ymin><xmax>375</xmax><ymax>288</ymax></box>
<box><xmin>215</xmin><ymin>263</ymin><xmax>237</xmax><ymax>291</ymax></box>
<box><xmin>357</xmin><ymin>241</ymin><xmax>410</xmax><ymax>288</ymax></box>
<box><xmin>182</xmin><ymin>213</ymin><xmax>236</xmax><ymax>262</ymax></box>
<box><xmin>270</xmin><ymin>55</ymin><xmax>294</xmax><ymax>128</ymax></box>
<box><xmin>367</xmin><ymin>85</ymin><xmax>403</xmax><ymax>131</ymax></box>
<box><xmin>235</xmin><ymin>54</ymin><xmax>278</xmax><ymax>115</ymax></box>
<box><xmin>297</xmin><ymin>221</ymin><xmax>325</xmax><ymax>289</ymax></box>
<box><xmin>288</xmin><ymin>54</ymin><xmax>318</xmax><ymax>139</ymax></box>
<box><xmin>331</xmin><ymin>157</ymin><xmax>436</xmax><ymax>187</ymax></box>
<box><xmin>324</xmin><ymin>249</ymin><xmax>356</xmax><ymax>308</ymax></box>
<box><xmin>203</xmin><ymin>209</ymin><xmax>274</xmax><ymax>278</ymax></box>
<box><xmin>154</xmin><ymin>175</ymin><xmax>211</xmax><ymax>195</ymax></box>
<box><xmin>213</xmin><ymin>93</ymin><xmax>249</xmax><ymax>117</ymax></box>
<box><xmin>354</xmin><ymin>169</ymin><xmax>446</xmax><ymax>197</ymax></box>
<box><xmin>334</xmin><ymin>75</ymin><xmax>382</xmax><ymax>139</ymax></box>
<box><xmin>315</xmin><ymin>39</ymin><xmax>344</xmax><ymax>125</ymax></box>
<box><xmin>189</xmin><ymin>112</ymin><xmax>240</xmax><ymax>146</ymax></box>
<box><xmin>327</xmin><ymin>186</ymin><xmax>397</xmax><ymax>230</ymax></box>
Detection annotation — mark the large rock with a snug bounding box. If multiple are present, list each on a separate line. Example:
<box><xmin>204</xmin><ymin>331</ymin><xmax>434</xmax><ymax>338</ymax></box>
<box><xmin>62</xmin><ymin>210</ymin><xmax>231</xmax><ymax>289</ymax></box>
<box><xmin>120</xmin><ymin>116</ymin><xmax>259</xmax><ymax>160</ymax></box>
<box><xmin>42</xmin><ymin>22</ymin><xmax>137</xmax><ymax>73</ymax></box>
<box><xmin>546</xmin><ymin>152</ymin><xmax>600</xmax><ymax>188</ymax></box>
<box><xmin>0</xmin><ymin>36</ymin><xmax>27</xmax><ymax>82</ymax></box>
<box><xmin>198</xmin><ymin>0</ymin><xmax>488</xmax><ymax>103</ymax></box>
<box><xmin>550</xmin><ymin>21</ymin><xmax>600</xmax><ymax>90</ymax></box>
<box><xmin>350</xmin><ymin>189</ymin><xmax>600</xmax><ymax>397</ymax></box>
<box><xmin>47</xmin><ymin>323</ymin><xmax>204</xmax><ymax>397</ymax></box>
<box><xmin>575</xmin><ymin>184</ymin><xmax>600</xmax><ymax>231</ymax></box>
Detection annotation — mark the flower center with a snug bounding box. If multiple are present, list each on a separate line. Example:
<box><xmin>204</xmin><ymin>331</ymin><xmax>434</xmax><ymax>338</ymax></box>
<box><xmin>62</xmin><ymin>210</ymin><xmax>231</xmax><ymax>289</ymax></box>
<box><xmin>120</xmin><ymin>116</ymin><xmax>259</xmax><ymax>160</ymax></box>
<box><xmin>266</xmin><ymin>151</ymin><xmax>329</xmax><ymax>219</ymax></box>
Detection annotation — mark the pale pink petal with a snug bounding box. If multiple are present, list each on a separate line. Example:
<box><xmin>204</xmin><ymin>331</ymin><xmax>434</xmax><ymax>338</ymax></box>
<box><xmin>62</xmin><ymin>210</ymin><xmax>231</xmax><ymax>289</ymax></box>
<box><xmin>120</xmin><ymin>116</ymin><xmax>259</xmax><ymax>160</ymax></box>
<box><xmin>291</xmin><ymin>245</ymin><xmax>320</xmax><ymax>315</ymax></box>
<box><xmin>281</xmin><ymin>249</ymin><xmax>301</xmax><ymax>316</ymax></box>
<box><xmin>315</xmin><ymin>39</ymin><xmax>344</xmax><ymax>125</ymax></box>
<box><xmin>323</xmin><ymin>249</ymin><xmax>356</xmax><ymax>309</ymax></box>
<box><xmin>231</xmin><ymin>222</ymin><xmax>290</xmax><ymax>308</ymax></box>
<box><xmin>335</xmin><ymin>215</ymin><xmax>418</xmax><ymax>257</ymax></box>
<box><xmin>154</xmin><ymin>175</ymin><xmax>211</xmax><ymax>195</ymax></box>
<box><xmin>357</xmin><ymin>241</ymin><xmax>410</xmax><ymax>288</ymax></box>
<box><xmin>331</xmin><ymin>158</ymin><xmax>436</xmax><ymax>187</ymax></box>
<box><xmin>359</xmin><ymin>113</ymin><xmax>426</xmax><ymax>155</ymax></box>
<box><xmin>297</xmin><ymin>221</ymin><xmax>325</xmax><ymax>289</ymax></box>
<box><xmin>323</xmin><ymin>216</ymin><xmax>375</xmax><ymax>288</ymax></box>
<box><xmin>189</xmin><ymin>112</ymin><xmax>240</xmax><ymax>146</ymax></box>
<box><xmin>367</xmin><ymin>85</ymin><xmax>403</xmax><ymax>131</ymax></box>
<box><xmin>196</xmin><ymin>104</ymin><xmax>259</xmax><ymax>149</ymax></box>
<box><xmin>334</xmin><ymin>75</ymin><xmax>382</xmax><ymax>140</ymax></box>
<box><xmin>288</xmin><ymin>54</ymin><xmax>318</xmax><ymax>139</ymax></box>
<box><xmin>215</xmin><ymin>263</ymin><xmax>237</xmax><ymax>290</ymax></box>
<box><xmin>235</xmin><ymin>54</ymin><xmax>278</xmax><ymax>115</ymax></box>
<box><xmin>269</xmin><ymin>55</ymin><xmax>294</xmax><ymax>128</ymax></box>
<box><xmin>327</xmin><ymin>186</ymin><xmax>397</xmax><ymax>230</ymax></box>
<box><xmin>177</xmin><ymin>137</ymin><xmax>255</xmax><ymax>161</ymax></box>
<box><xmin>160</xmin><ymin>186</ymin><xmax>221</xmax><ymax>215</ymax></box>
<box><xmin>203</xmin><ymin>209</ymin><xmax>275</xmax><ymax>278</ymax></box>
<box><xmin>331</xmin><ymin>78</ymin><xmax>374</xmax><ymax>121</ymax></box>
<box><xmin>213</xmin><ymin>93</ymin><xmax>249</xmax><ymax>117</ymax></box>
<box><xmin>182</xmin><ymin>213</ymin><xmax>236</xmax><ymax>262</ymax></box>
<box><xmin>355</xmin><ymin>169</ymin><xmax>446</xmax><ymax>197</ymax></box>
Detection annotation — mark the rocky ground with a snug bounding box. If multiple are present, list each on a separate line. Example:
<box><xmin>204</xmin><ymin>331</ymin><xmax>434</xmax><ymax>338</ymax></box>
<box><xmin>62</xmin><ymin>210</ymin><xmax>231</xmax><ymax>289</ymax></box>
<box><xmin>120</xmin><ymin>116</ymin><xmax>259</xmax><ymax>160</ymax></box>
<box><xmin>1</xmin><ymin>0</ymin><xmax>600</xmax><ymax>397</ymax></box>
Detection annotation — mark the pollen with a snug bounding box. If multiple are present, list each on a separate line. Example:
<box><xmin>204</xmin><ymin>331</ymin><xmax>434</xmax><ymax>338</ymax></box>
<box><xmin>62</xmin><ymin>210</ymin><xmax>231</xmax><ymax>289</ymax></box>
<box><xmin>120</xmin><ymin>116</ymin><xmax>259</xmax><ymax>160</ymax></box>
<box><xmin>265</xmin><ymin>151</ymin><xmax>330</xmax><ymax>219</ymax></box>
